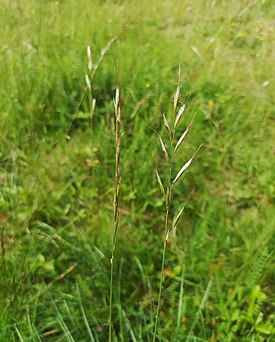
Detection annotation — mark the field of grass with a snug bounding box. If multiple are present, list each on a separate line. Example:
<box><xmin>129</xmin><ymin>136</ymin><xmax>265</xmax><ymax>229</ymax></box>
<box><xmin>0</xmin><ymin>0</ymin><xmax>274</xmax><ymax>341</ymax></box>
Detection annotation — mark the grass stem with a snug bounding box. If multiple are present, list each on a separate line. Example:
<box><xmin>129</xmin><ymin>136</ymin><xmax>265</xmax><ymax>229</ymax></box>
<box><xmin>109</xmin><ymin>86</ymin><xmax>121</xmax><ymax>342</ymax></box>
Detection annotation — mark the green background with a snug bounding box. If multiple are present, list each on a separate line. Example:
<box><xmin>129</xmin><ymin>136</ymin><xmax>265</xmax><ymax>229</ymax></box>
<box><xmin>0</xmin><ymin>0</ymin><xmax>274</xmax><ymax>341</ymax></box>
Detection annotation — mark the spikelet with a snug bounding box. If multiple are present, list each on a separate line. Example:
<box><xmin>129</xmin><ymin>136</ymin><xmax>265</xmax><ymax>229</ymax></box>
<box><xmin>87</xmin><ymin>45</ymin><xmax>93</xmax><ymax>72</ymax></box>
<box><xmin>85</xmin><ymin>74</ymin><xmax>91</xmax><ymax>90</ymax></box>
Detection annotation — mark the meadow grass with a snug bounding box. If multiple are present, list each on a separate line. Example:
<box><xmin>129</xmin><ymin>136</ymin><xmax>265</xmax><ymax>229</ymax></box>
<box><xmin>0</xmin><ymin>0</ymin><xmax>274</xmax><ymax>341</ymax></box>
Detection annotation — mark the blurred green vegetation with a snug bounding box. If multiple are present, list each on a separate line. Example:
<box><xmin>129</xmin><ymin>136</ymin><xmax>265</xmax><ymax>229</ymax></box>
<box><xmin>0</xmin><ymin>0</ymin><xmax>274</xmax><ymax>341</ymax></box>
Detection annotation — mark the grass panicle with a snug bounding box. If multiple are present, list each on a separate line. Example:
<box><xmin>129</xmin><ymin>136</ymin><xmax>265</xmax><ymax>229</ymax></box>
<box><xmin>153</xmin><ymin>68</ymin><xmax>201</xmax><ymax>341</ymax></box>
<box><xmin>0</xmin><ymin>2</ymin><xmax>273</xmax><ymax>340</ymax></box>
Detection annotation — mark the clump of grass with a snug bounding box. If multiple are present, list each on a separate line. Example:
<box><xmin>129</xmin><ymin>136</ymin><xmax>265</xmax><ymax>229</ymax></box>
<box><xmin>109</xmin><ymin>86</ymin><xmax>122</xmax><ymax>342</ymax></box>
<box><xmin>153</xmin><ymin>67</ymin><xmax>202</xmax><ymax>341</ymax></box>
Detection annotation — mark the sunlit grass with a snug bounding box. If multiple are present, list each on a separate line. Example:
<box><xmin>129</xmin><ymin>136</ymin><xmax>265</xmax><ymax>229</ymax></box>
<box><xmin>0</xmin><ymin>0</ymin><xmax>274</xmax><ymax>341</ymax></box>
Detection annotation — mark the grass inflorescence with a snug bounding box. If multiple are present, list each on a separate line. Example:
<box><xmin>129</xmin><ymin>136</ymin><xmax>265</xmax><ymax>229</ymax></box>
<box><xmin>0</xmin><ymin>0</ymin><xmax>274</xmax><ymax>341</ymax></box>
<box><xmin>153</xmin><ymin>68</ymin><xmax>203</xmax><ymax>340</ymax></box>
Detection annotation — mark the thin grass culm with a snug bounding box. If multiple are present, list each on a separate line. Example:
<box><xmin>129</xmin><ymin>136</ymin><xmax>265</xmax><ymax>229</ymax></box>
<box><xmin>152</xmin><ymin>67</ymin><xmax>202</xmax><ymax>341</ymax></box>
<box><xmin>109</xmin><ymin>86</ymin><xmax>122</xmax><ymax>342</ymax></box>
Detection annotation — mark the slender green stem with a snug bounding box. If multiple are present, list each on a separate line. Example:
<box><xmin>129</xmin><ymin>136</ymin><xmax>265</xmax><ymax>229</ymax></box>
<box><xmin>109</xmin><ymin>249</ymin><xmax>114</xmax><ymax>342</ymax></box>
<box><xmin>152</xmin><ymin>204</ymin><xmax>170</xmax><ymax>342</ymax></box>
<box><xmin>109</xmin><ymin>208</ymin><xmax>119</xmax><ymax>341</ymax></box>
<box><xmin>153</xmin><ymin>155</ymin><xmax>173</xmax><ymax>341</ymax></box>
